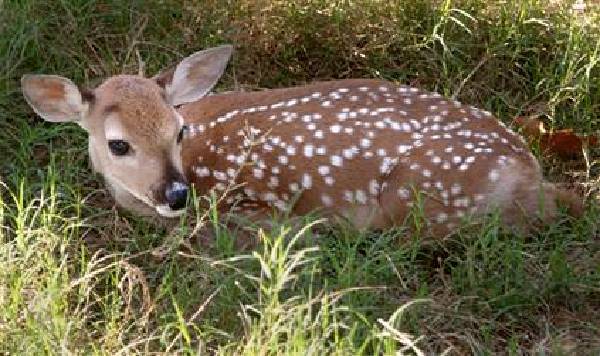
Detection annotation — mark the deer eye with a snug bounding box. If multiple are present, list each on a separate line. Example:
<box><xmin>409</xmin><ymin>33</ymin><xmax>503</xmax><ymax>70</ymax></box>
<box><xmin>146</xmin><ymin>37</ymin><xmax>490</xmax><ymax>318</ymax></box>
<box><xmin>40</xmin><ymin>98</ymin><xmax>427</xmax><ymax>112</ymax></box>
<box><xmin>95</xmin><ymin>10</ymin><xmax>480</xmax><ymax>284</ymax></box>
<box><xmin>108</xmin><ymin>140</ymin><xmax>130</xmax><ymax>156</ymax></box>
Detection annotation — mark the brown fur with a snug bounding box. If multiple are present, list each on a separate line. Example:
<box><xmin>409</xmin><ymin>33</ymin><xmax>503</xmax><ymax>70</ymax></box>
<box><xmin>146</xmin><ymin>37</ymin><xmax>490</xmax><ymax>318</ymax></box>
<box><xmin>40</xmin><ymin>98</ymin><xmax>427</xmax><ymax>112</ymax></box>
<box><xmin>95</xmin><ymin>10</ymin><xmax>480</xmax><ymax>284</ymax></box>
<box><xmin>41</xmin><ymin>79</ymin><xmax>65</xmax><ymax>100</ymax></box>
<box><xmin>178</xmin><ymin>79</ymin><xmax>583</xmax><ymax>235</ymax></box>
<box><xmin>23</xmin><ymin>58</ymin><xmax>583</xmax><ymax>235</ymax></box>
<box><xmin>92</xmin><ymin>75</ymin><xmax>177</xmax><ymax>146</ymax></box>
<box><xmin>76</xmin><ymin>75</ymin><xmax>183</xmax><ymax>213</ymax></box>
<box><xmin>21</xmin><ymin>47</ymin><xmax>233</xmax><ymax>219</ymax></box>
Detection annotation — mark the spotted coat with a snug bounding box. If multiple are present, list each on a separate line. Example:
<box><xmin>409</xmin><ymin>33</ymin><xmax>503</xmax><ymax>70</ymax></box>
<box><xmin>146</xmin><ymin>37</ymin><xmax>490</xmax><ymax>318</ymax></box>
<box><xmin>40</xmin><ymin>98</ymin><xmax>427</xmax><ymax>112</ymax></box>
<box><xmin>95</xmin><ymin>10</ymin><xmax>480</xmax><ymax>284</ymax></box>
<box><xmin>179</xmin><ymin>79</ymin><xmax>570</xmax><ymax>234</ymax></box>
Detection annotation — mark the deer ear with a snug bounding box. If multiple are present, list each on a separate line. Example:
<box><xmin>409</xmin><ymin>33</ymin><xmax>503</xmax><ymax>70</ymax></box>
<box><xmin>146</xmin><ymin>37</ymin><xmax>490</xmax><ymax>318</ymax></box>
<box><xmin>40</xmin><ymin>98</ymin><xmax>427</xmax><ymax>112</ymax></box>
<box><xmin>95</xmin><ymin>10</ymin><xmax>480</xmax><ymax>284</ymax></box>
<box><xmin>155</xmin><ymin>45</ymin><xmax>233</xmax><ymax>106</ymax></box>
<box><xmin>21</xmin><ymin>74</ymin><xmax>88</xmax><ymax>123</ymax></box>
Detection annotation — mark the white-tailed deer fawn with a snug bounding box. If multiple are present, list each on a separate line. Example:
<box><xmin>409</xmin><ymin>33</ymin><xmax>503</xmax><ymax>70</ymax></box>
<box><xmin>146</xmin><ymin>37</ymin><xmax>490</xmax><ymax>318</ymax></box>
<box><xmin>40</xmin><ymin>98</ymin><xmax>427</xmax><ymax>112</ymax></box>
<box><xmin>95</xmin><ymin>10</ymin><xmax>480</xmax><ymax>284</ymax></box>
<box><xmin>21</xmin><ymin>45</ymin><xmax>582</xmax><ymax>235</ymax></box>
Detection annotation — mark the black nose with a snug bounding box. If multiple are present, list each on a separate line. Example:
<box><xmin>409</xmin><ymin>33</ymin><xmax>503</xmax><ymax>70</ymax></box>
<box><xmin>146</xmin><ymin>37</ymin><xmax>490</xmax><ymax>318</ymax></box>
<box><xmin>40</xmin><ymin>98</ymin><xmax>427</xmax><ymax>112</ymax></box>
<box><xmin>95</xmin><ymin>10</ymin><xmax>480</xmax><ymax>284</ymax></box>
<box><xmin>165</xmin><ymin>181</ymin><xmax>188</xmax><ymax>210</ymax></box>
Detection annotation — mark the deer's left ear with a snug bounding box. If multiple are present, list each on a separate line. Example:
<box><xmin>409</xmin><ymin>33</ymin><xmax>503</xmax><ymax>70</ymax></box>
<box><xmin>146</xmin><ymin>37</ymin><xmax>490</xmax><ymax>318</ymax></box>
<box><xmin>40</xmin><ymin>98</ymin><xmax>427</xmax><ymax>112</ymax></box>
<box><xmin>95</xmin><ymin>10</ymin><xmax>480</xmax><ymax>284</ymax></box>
<box><xmin>154</xmin><ymin>45</ymin><xmax>233</xmax><ymax>107</ymax></box>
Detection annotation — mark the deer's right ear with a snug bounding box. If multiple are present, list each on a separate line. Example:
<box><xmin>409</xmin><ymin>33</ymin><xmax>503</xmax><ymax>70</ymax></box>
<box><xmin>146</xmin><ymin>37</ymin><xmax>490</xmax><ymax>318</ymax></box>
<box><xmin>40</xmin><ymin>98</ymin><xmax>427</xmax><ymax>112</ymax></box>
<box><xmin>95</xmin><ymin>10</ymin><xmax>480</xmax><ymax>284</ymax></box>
<box><xmin>154</xmin><ymin>45</ymin><xmax>233</xmax><ymax>107</ymax></box>
<box><xmin>21</xmin><ymin>74</ymin><xmax>88</xmax><ymax>123</ymax></box>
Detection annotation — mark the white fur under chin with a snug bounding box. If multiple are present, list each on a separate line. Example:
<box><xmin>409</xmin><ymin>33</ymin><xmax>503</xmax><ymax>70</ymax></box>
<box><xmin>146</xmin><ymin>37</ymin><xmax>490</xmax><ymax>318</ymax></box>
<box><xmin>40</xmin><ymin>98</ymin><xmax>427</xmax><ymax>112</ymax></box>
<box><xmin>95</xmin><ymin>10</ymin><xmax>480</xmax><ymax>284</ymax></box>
<box><xmin>156</xmin><ymin>204</ymin><xmax>186</xmax><ymax>218</ymax></box>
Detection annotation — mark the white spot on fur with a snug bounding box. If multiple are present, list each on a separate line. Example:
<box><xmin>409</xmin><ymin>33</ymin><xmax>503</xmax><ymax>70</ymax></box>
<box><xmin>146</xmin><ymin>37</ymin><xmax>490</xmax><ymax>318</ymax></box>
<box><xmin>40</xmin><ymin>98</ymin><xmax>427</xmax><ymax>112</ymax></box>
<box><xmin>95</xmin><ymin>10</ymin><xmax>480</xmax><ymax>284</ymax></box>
<box><xmin>302</xmin><ymin>174</ymin><xmax>312</xmax><ymax>189</ymax></box>
<box><xmin>355</xmin><ymin>190</ymin><xmax>367</xmax><ymax>204</ymax></box>
<box><xmin>331</xmin><ymin>155</ymin><xmax>343</xmax><ymax>167</ymax></box>
<box><xmin>489</xmin><ymin>169</ymin><xmax>500</xmax><ymax>182</ymax></box>
<box><xmin>318</xmin><ymin>165</ymin><xmax>330</xmax><ymax>175</ymax></box>
<box><xmin>321</xmin><ymin>194</ymin><xmax>333</xmax><ymax>206</ymax></box>
<box><xmin>195</xmin><ymin>166</ymin><xmax>210</xmax><ymax>177</ymax></box>
<box><xmin>397</xmin><ymin>188</ymin><xmax>410</xmax><ymax>199</ymax></box>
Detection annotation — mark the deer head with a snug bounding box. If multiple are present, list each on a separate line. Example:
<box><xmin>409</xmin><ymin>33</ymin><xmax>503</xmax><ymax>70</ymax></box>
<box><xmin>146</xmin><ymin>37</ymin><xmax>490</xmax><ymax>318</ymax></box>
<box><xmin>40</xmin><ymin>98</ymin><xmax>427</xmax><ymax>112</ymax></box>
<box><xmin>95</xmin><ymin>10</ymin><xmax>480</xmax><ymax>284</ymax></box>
<box><xmin>21</xmin><ymin>45</ymin><xmax>233</xmax><ymax>218</ymax></box>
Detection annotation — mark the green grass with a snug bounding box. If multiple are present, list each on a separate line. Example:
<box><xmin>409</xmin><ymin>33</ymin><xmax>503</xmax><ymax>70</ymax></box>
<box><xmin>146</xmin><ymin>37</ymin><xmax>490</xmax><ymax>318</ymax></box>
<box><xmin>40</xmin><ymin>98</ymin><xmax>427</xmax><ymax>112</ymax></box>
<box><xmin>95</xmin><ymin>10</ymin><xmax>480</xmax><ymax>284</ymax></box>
<box><xmin>1</xmin><ymin>0</ymin><xmax>599</xmax><ymax>354</ymax></box>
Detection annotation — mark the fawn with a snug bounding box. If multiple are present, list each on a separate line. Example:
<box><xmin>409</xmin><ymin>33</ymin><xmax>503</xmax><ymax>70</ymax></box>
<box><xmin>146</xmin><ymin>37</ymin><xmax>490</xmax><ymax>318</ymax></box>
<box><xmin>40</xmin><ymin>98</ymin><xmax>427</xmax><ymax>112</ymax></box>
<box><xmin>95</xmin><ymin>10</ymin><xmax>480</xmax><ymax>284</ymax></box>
<box><xmin>21</xmin><ymin>45</ymin><xmax>582</xmax><ymax>236</ymax></box>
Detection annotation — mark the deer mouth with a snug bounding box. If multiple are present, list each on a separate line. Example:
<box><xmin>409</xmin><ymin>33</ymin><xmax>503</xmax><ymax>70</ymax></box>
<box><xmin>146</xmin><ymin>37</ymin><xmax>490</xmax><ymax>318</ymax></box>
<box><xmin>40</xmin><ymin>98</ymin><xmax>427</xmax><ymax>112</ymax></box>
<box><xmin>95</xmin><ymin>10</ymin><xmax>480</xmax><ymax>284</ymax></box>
<box><xmin>152</xmin><ymin>179</ymin><xmax>189</xmax><ymax>218</ymax></box>
<box><xmin>104</xmin><ymin>174</ymin><xmax>187</xmax><ymax>218</ymax></box>
<box><xmin>155</xmin><ymin>204</ymin><xmax>187</xmax><ymax>218</ymax></box>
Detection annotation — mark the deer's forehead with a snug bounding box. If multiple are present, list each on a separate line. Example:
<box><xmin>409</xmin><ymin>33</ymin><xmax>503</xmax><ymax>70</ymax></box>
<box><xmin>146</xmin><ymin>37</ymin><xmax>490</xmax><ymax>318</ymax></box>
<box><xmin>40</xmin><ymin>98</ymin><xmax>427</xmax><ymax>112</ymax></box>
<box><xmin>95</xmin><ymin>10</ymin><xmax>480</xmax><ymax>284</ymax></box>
<box><xmin>95</xmin><ymin>76</ymin><xmax>177</xmax><ymax>142</ymax></box>
<box><xmin>98</xmin><ymin>75</ymin><xmax>163</xmax><ymax>96</ymax></box>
